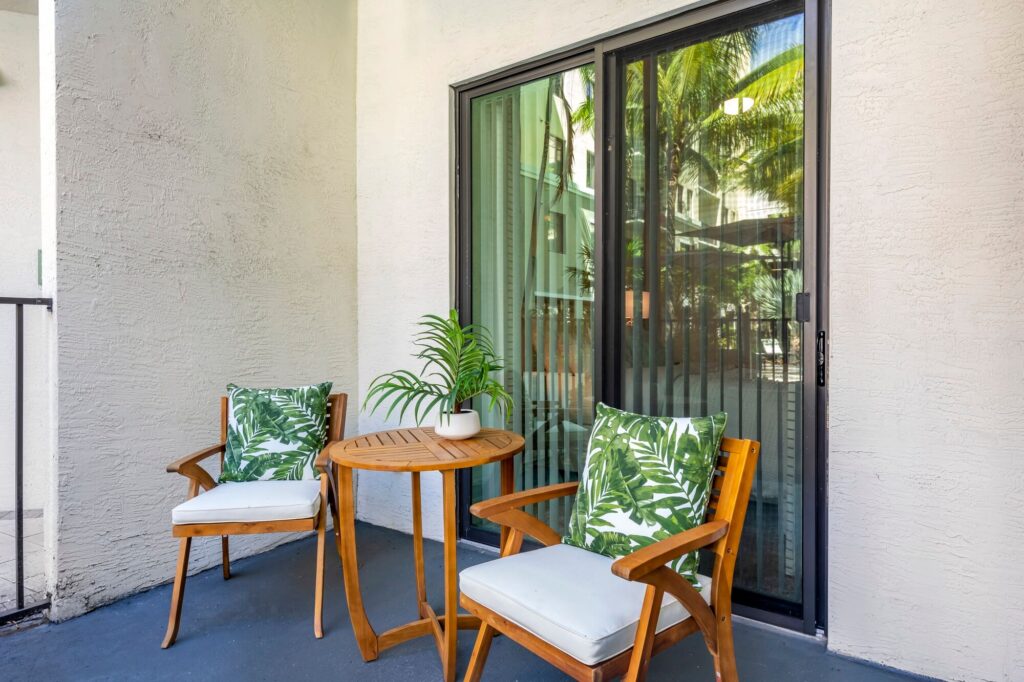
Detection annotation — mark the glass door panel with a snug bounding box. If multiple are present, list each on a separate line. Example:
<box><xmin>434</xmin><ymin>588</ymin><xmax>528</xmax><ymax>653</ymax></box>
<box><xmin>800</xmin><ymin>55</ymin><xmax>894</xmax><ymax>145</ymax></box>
<box><xmin>468</xmin><ymin>65</ymin><xmax>596</xmax><ymax>537</ymax></box>
<box><xmin>462</xmin><ymin>4</ymin><xmax>813</xmax><ymax>621</ymax></box>
<box><xmin>619</xmin><ymin>12</ymin><xmax>806</xmax><ymax>608</ymax></box>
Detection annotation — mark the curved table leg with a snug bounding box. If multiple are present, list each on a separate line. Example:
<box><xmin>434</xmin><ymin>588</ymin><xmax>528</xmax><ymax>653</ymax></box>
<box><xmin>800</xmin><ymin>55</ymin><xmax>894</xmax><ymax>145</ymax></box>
<box><xmin>441</xmin><ymin>470</ymin><xmax>458</xmax><ymax>682</ymax></box>
<box><xmin>337</xmin><ymin>465</ymin><xmax>378</xmax><ymax>661</ymax></box>
<box><xmin>412</xmin><ymin>472</ymin><xmax>428</xmax><ymax>613</ymax></box>
<box><xmin>499</xmin><ymin>457</ymin><xmax>514</xmax><ymax>549</ymax></box>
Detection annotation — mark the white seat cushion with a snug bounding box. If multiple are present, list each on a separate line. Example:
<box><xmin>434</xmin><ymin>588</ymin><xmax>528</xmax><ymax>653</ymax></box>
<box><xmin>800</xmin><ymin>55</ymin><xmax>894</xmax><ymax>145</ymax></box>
<box><xmin>171</xmin><ymin>480</ymin><xmax>321</xmax><ymax>525</ymax></box>
<box><xmin>460</xmin><ymin>543</ymin><xmax>711</xmax><ymax>666</ymax></box>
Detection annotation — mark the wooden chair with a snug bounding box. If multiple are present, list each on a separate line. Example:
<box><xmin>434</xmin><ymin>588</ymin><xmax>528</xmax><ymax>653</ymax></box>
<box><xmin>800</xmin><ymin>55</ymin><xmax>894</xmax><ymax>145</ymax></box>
<box><xmin>459</xmin><ymin>436</ymin><xmax>760</xmax><ymax>682</ymax></box>
<box><xmin>161</xmin><ymin>392</ymin><xmax>348</xmax><ymax>648</ymax></box>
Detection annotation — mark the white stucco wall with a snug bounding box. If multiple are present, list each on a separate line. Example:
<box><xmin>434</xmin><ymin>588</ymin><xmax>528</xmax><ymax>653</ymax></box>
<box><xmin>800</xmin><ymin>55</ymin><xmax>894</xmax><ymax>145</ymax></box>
<box><xmin>39</xmin><ymin>0</ymin><xmax>59</xmax><ymax>605</ymax></box>
<box><xmin>50</xmin><ymin>0</ymin><xmax>358</xmax><ymax>619</ymax></box>
<box><xmin>828</xmin><ymin>1</ymin><xmax>1024</xmax><ymax>680</ymax></box>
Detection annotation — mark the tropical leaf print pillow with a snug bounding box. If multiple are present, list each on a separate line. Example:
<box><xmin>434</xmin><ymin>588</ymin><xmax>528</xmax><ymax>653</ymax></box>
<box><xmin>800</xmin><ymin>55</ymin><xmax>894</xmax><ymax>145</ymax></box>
<box><xmin>220</xmin><ymin>382</ymin><xmax>332</xmax><ymax>483</ymax></box>
<box><xmin>564</xmin><ymin>403</ymin><xmax>727</xmax><ymax>588</ymax></box>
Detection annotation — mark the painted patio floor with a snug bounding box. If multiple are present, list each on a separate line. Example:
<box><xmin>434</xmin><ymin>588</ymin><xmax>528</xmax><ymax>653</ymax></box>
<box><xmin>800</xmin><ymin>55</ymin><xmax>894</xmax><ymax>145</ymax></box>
<box><xmin>0</xmin><ymin>522</ymin><xmax>926</xmax><ymax>681</ymax></box>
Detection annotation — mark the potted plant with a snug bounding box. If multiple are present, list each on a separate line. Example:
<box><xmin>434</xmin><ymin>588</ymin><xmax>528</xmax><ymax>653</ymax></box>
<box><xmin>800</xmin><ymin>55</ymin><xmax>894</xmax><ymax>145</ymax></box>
<box><xmin>364</xmin><ymin>310</ymin><xmax>513</xmax><ymax>440</ymax></box>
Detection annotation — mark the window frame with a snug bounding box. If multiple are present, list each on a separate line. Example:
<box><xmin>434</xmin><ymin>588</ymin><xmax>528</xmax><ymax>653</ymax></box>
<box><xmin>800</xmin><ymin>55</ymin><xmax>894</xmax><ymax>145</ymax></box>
<box><xmin>451</xmin><ymin>0</ymin><xmax>829</xmax><ymax>635</ymax></box>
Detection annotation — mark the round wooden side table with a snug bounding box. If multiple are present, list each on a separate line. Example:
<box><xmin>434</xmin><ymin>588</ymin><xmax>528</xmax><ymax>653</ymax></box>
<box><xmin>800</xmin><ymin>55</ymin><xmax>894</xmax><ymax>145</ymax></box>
<box><xmin>328</xmin><ymin>427</ymin><xmax>524</xmax><ymax>682</ymax></box>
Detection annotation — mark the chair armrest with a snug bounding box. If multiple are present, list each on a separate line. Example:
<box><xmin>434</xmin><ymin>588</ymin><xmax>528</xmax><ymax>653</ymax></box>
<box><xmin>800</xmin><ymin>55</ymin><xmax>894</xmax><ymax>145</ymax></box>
<box><xmin>314</xmin><ymin>441</ymin><xmax>338</xmax><ymax>475</ymax></box>
<box><xmin>611</xmin><ymin>520</ymin><xmax>729</xmax><ymax>582</ymax></box>
<box><xmin>166</xmin><ymin>443</ymin><xmax>224</xmax><ymax>492</ymax></box>
<box><xmin>469</xmin><ymin>481</ymin><xmax>579</xmax><ymax>549</ymax></box>
<box><xmin>469</xmin><ymin>481</ymin><xmax>579</xmax><ymax>519</ymax></box>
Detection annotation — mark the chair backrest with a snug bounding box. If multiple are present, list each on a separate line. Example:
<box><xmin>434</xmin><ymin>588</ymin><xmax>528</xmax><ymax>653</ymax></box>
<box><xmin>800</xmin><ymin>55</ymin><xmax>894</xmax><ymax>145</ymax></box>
<box><xmin>217</xmin><ymin>392</ymin><xmax>349</xmax><ymax>460</ymax></box>
<box><xmin>325</xmin><ymin>393</ymin><xmax>349</xmax><ymax>442</ymax></box>
<box><xmin>704</xmin><ymin>437</ymin><xmax>760</xmax><ymax>609</ymax></box>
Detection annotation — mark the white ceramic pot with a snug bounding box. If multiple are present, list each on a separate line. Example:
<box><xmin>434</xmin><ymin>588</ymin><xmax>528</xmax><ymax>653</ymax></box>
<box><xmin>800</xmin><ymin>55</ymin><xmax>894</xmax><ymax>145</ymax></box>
<box><xmin>434</xmin><ymin>409</ymin><xmax>481</xmax><ymax>440</ymax></box>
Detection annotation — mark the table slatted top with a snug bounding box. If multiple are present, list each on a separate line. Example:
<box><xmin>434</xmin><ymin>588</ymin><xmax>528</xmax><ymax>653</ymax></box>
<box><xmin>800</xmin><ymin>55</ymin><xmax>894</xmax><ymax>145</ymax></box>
<box><xmin>329</xmin><ymin>427</ymin><xmax>525</xmax><ymax>472</ymax></box>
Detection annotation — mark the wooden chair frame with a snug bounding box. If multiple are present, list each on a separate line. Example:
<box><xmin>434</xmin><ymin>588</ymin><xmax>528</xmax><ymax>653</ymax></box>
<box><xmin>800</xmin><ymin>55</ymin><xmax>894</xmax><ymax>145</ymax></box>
<box><xmin>161</xmin><ymin>392</ymin><xmax>348</xmax><ymax>648</ymax></box>
<box><xmin>460</xmin><ymin>437</ymin><xmax>760</xmax><ymax>682</ymax></box>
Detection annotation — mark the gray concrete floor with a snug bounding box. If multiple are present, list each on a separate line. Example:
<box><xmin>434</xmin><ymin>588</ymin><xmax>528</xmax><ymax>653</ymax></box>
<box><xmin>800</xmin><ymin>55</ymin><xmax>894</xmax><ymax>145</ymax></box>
<box><xmin>0</xmin><ymin>523</ymin><xmax>925</xmax><ymax>681</ymax></box>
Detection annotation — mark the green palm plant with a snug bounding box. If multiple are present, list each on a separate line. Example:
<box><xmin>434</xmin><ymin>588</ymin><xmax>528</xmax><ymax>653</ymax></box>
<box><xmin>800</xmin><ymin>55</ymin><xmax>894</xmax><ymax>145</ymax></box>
<box><xmin>569</xmin><ymin>22</ymin><xmax>804</xmax><ymax>210</ymax></box>
<box><xmin>753</xmin><ymin>269</ymin><xmax>802</xmax><ymax>320</ymax></box>
<box><xmin>565</xmin><ymin>226</ymin><xmax>595</xmax><ymax>294</ymax></box>
<box><xmin>364</xmin><ymin>310</ymin><xmax>513</xmax><ymax>425</ymax></box>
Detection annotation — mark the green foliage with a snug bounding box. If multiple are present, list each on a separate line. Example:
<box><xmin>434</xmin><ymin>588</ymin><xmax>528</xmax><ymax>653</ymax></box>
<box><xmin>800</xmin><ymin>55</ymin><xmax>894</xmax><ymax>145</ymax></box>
<box><xmin>564</xmin><ymin>403</ymin><xmax>727</xmax><ymax>588</ymax></box>
<box><xmin>364</xmin><ymin>310</ymin><xmax>514</xmax><ymax>425</ymax></box>
<box><xmin>565</xmin><ymin>226</ymin><xmax>595</xmax><ymax>294</ymax></box>
<box><xmin>565</xmin><ymin>21</ymin><xmax>806</xmax><ymax>342</ymax></box>
<box><xmin>753</xmin><ymin>269</ymin><xmax>802</xmax><ymax>321</ymax></box>
<box><xmin>570</xmin><ymin>63</ymin><xmax>596</xmax><ymax>133</ymax></box>
<box><xmin>220</xmin><ymin>382</ymin><xmax>332</xmax><ymax>483</ymax></box>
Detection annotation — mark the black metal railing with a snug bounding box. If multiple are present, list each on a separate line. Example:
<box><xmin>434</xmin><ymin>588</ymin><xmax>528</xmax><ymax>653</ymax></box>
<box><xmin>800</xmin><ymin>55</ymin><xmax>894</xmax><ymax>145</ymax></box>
<box><xmin>1</xmin><ymin>297</ymin><xmax>52</xmax><ymax>624</ymax></box>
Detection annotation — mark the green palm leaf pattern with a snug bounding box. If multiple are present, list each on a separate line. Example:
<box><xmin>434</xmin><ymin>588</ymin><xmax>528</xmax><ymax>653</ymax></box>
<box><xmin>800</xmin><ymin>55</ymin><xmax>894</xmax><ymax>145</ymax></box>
<box><xmin>219</xmin><ymin>382</ymin><xmax>332</xmax><ymax>483</ymax></box>
<box><xmin>564</xmin><ymin>403</ymin><xmax>727</xmax><ymax>589</ymax></box>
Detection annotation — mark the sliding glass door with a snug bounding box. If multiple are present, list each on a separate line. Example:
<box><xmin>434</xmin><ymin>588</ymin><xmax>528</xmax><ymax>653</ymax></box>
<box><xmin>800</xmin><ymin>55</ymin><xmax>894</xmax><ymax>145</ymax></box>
<box><xmin>464</xmin><ymin>64</ymin><xmax>596</xmax><ymax>539</ymax></box>
<box><xmin>616</xmin><ymin>11</ymin><xmax>808</xmax><ymax>612</ymax></box>
<box><xmin>458</xmin><ymin>0</ymin><xmax>820</xmax><ymax>626</ymax></box>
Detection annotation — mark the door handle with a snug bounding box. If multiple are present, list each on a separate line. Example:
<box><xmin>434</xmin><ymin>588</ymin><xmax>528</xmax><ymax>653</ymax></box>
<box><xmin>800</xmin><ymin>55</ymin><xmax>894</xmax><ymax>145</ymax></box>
<box><xmin>816</xmin><ymin>330</ymin><xmax>826</xmax><ymax>387</ymax></box>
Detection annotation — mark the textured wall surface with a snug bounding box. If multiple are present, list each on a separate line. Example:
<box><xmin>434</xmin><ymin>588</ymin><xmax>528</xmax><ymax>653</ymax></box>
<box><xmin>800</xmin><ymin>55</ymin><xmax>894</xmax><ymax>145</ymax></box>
<box><xmin>829</xmin><ymin>1</ymin><xmax>1024</xmax><ymax>680</ymax></box>
<box><xmin>51</xmin><ymin>0</ymin><xmax>358</xmax><ymax>619</ymax></box>
<box><xmin>355</xmin><ymin>0</ymin><xmax>697</xmax><ymax>539</ymax></box>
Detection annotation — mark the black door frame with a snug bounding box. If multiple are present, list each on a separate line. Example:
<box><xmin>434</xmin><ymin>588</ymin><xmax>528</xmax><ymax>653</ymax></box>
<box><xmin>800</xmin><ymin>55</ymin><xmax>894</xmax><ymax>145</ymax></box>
<box><xmin>452</xmin><ymin>0</ymin><xmax>829</xmax><ymax>635</ymax></box>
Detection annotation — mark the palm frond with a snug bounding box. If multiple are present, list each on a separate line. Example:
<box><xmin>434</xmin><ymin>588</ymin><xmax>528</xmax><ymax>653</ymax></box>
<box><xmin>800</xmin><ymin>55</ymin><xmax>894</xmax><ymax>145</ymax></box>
<box><xmin>363</xmin><ymin>309</ymin><xmax>514</xmax><ymax>425</ymax></box>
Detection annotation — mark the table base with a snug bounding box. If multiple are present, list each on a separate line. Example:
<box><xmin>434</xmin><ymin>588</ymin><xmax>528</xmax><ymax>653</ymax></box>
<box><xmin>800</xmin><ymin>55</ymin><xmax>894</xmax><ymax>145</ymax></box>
<box><xmin>334</xmin><ymin>462</ymin><xmax>512</xmax><ymax>681</ymax></box>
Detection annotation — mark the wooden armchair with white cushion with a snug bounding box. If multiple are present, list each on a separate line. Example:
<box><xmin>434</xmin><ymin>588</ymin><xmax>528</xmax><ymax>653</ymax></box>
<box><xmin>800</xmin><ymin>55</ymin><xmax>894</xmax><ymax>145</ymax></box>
<box><xmin>162</xmin><ymin>387</ymin><xmax>347</xmax><ymax>648</ymax></box>
<box><xmin>459</xmin><ymin>415</ymin><xmax>760</xmax><ymax>682</ymax></box>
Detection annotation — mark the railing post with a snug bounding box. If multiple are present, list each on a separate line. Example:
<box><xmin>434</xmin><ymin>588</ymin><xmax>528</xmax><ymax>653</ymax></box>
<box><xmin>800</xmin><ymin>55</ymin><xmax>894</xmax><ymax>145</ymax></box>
<box><xmin>1</xmin><ymin>296</ymin><xmax>52</xmax><ymax>622</ymax></box>
<box><xmin>14</xmin><ymin>303</ymin><xmax>24</xmax><ymax>610</ymax></box>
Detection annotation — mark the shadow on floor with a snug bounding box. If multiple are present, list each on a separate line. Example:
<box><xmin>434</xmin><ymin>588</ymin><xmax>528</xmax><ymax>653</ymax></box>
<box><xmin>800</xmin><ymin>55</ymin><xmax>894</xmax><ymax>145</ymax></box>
<box><xmin>0</xmin><ymin>522</ymin><xmax>923</xmax><ymax>681</ymax></box>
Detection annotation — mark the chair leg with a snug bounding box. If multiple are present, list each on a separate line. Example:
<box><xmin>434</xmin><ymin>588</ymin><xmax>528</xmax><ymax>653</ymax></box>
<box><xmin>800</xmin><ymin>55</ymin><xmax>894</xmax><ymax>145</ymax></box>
<box><xmin>463</xmin><ymin>623</ymin><xmax>495</xmax><ymax>682</ymax></box>
<box><xmin>314</xmin><ymin>505</ymin><xmax>327</xmax><ymax>639</ymax></box>
<box><xmin>162</xmin><ymin>537</ymin><xmax>192</xmax><ymax>649</ymax></box>
<box><xmin>221</xmin><ymin>536</ymin><xmax>231</xmax><ymax>580</ymax></box>
<box><xmin>712</xmin><ymin>616</ymin><xmax>738</xmax><ymax>682</ymax></box>
<box><xmin>624</xmin><ymin>585</ymin><xmax>663</xmax><ymax>682</ymax></box>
